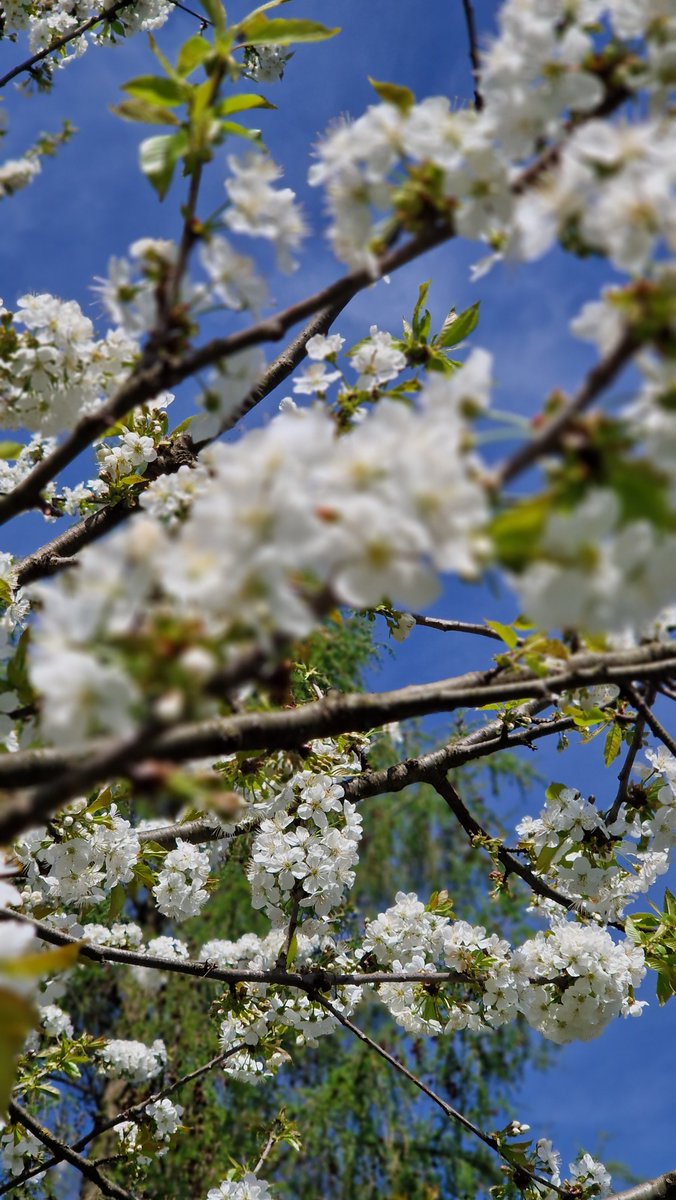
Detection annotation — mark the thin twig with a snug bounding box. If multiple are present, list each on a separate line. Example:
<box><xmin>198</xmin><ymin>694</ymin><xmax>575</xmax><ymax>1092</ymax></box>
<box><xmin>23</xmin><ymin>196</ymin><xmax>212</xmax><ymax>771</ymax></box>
<box><xmin>460</xmin><ymin>0</ymin><xmax>484</xmax><ymax>110</ymax></box>
<box><xmin>0</xmin><ymin>222</ymin><xmax>450</xmax><ymax>527</ymax></box>
<box><xmin>0</xmin><ymin>907</ymin><xmax>469</xmax><ymax>989</ymax></box>
<box><xmin>492</xmin><ymin>330</ymin><xmax>638</xmax><ymax>489</ymax></box>
<box><xmin>0</xmin><ymin>86</ymin><xmax>631</xmax><ymax>529</ymax></box>
<box><xmin>623</xmin><ymin>684</ymin><xmax>676</xmax><ymax>759</ymax></box>
<box><xmin>605</xmin><ymin>688</ymin><xmax>653</xmax><ymax>826</ymax></box>
<box><xmin>316</xmin><ymin>995</ymin><xmax>573</xmax><ymax>1197</ymax></box>
<box><xmin>431</xmin><ymin>773</ymin><xmax>624</xmax><ymax>930</ymax></box>
<box><xmin>411</xmin><ymin>613</ymin><xmax>504</xmax><ymax>640</ymax></box>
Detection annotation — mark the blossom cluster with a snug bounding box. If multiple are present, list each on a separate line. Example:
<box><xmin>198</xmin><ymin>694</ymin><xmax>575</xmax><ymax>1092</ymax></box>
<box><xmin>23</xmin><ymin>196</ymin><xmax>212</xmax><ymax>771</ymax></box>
<box><xmin>0</xmin><ymin>0</ymin><xmax>172</xmax><ymax>59</ymax></box>
<box><xmin>207</xmin><ymin>1175</ymin><xmax>273</xmax><ymax>1200</ymax></box>
<box><xmin>206</xmin><ymin>927</ymin><xmax>361</xmax><ymax>1077</ymax></box>
<box><xmin>249</xmin><ymin>771</ymin><xmax>362</xmax><ymax>927</ymax></box>
<box><xmin>15</xmin><ymin>799</ymin><xmax>141</xmax><ymax>910</ymax></box>
<box><xmin>0</xmin><ymin>292</ymin><xmax>137</xmax><ymax>435</ymax></box>
<box><xmin>27</xmin><ymin>363</ymin><xmax>490</xmax><ymax>744</ymax></box>
<box><xmin>511</xmin><ymin>488</ymin><xmax>676</xmax><ymax>635</ymax></box>
<box><xmin>0</xmin><ymin>155</ymin><xmax>41</xmax><ymax>200</ymax></box>
<box><xmin>309</xmin><ymin>0</ymin><xmax>676</xmax><ymax>274</ymax></box>
<box><xmin>99</xmin><ymin>1037</ymin><xmax>168</xmax><ymax>1083</ymax></box>
<box><xmin>516</xmin><ymin>757</ymin><xmax>676</xmax><ymax>923</ymax></box>
<box><xmin>152</xmin><ymin>839</ymin><xmax>212</xmax><ymax>922</ymax></box>
<box><xmin>362</xmin><ymin>891</ymin><xmax>646</xmax><ymax>1045</ymax></box>
<box><xmin>97</xmin><ymin>149</ymin><xmax>306</xmax><ymax>340</ymax></box>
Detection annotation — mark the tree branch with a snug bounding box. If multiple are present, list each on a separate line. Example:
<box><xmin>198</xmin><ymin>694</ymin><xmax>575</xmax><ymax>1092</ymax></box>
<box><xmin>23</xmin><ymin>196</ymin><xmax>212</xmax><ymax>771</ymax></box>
<box><xmin>605</xmin><ymin>688</ymin><xmax>653</xmax><ymax>826</ymax></box>
<box><xmin>0</xmin><ymin>907</ymin><xmax>470</xmax><ymax>989</ymax></box>
<box><xmin>430</xmin><ymin>773</ymin><xmax>615</xmax><ymax>925</ymax></box>
<box><xmin>459</xmin><ymin>0</ymin><xmax>484</xmax><ymax>111</ymax></box>
<box><xmin>14</xmin><ymin>297</ymin><xmax>359</xmax><ymax>588</ymax></box>
<box><xmin>7</xmin><ymin>1099</ymin><xmax>138</xmax><ymax>1200</ymax></box>
<box><xmin>410</xmin><ymin>613</ymin><xmax>504</xmax><ymax>640</ymax></box>
<box><xmin>0</xmin><ymin>86</ymin><xmax>629</xmax><ymax>528</ymax></box>
<box><xmin>2</xmin><ymin>642</ymin><xmax>676</xmax><ymax>841</ymax></box>
<box><xmin>0</xmin><ymin>223</ymin><xmax>451</xmax><ymax>527</ymax></box>
<box><xmin>492</xmin><ymin>329</ymin><xmax>638</xmax><ymax>489</ymax></box>
<box><xmin>0</xmin><ymin>0</ymin><xmax>136</xmax><ymax>91</ymax></box>
<box><xmin>316</xmin><ymin>995</ymin><xmax>572</xmax><ymax>1197</ymax></box>
<box><xmin>622</xmin><ymin>684</ymin><xmax>676</xmax><ymax>759</ymax></box>
<box><xmin>607</xmin><ymin>1173</ymin><xmax>676</xmax><ymax>1200</ymax></box>
<box><xmin>1</xmin><ymin>1044</ymin><xmax>247</xmax><ymax>1195</ymax></box>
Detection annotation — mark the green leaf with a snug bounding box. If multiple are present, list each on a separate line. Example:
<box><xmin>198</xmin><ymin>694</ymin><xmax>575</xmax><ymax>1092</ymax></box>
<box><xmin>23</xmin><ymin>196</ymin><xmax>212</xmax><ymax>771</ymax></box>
<box><xmin>608</xmin><ymin>459</ymin><xmax>675</xmax><ymax>531</ymax></box>
<box><xmin>139</xmin><ymin>130</ymin><xmax>189</xmax><ymax>199</ymax></box>
<box><xmin>218</xmin><ymin>121</ymin><xmax>262</xmax><ymax>142</ymax></box>
<box><xmin>437</xmin><ymin>300</ymin><xmax>480</xmax><ymax>349</ymax></box>
<box><xmin>490</xmin><ymin>497</ymin><xmax>549</xmax><ymax>571</ymax></box>
<box><xmin>411</xmin><ymin>282</ymin><xmax>430</xmax><ymax>329</ymax></box>
<box><xmin>123</xmin><ymin>74</ymin><xmax>190</xmax><ymax>106</ymax></box>
<box><xmin>217</xmin><ymin>93</ymin><xmax>276</xmax><ymax>115</ymax></box>
<box><xmin>108</xmin><ymin>883</ymin><xmax>126</xmax><ymax>921</ymax></box>
<box><xmin>0</xmin><ymin>989</ymin><xmax>36</xmax><ymax>1116</ymax></box>
<box><xmin>286</xmin><ymin>932</ymin><xmax>298</xmax><ymax>968</ymax></box>
<box><xmin>148</xmin><ymin>32</ymin><xmax>182</xmax><ymax>81</ymax></box>
<box><xmin>112</xmin><ymin>99</ymin><xmax>181</xmax><ymax>126</ymax></box>
<box><xmin>368</xmin><ymin>77</ymin><xmax>415</xmax><ymax>113</ymax></box>
<box><xmin>199</xmin><ymin>0</ymin><xmax>226</xmax><ymax>31</ymax></box>
<box><xmin>239</xmin><ymin>15</ymin><xmax>340</xmax><ymax>46</ymax></box>
<box><xmin>485</xmin><ymin>620</ymin><xmax>518</xmax><ymax>650</ymax></box>
<box><xmin>534</xmin><ymin>843</ymin><xmax>559</xmax><ymax>874</ymax></box>
<box><xmin>656</xmin><ymin>972</ymin><xmax>675</xmax><ymax>1005</ymax></box>
<box><xmin>603</xmin><ymin>723</ymin><xmax>622</xmax><ymax>767</ymax></box>
<box><xmin>177</xmin><ymin>34</ymin><xmax>213</xmax><ymax>77</ymax></box>
<box><xmin>0</xmin><ymin>442</ymin><xmax>24</xmax><ymax>461</ymax></box>
<box><xmin>0</xmin><ymin>943</ymin><xmax>80</xmax><ymax>979</ymax></box>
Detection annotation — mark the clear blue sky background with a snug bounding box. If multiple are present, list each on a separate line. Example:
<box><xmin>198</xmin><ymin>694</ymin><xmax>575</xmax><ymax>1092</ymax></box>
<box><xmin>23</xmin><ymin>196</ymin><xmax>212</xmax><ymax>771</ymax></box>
<box><xmin>1</xmin><ymin>0</ymin><xmax>674</xmax><ymax>1186</ymax></box>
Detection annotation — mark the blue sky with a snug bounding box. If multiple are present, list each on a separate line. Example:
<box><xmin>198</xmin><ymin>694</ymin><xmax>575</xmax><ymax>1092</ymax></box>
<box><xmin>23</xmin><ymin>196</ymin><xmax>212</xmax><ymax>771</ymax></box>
<box><xmin>1</xmin><ymin>0</ymin><xmax>674</xmax><ymax>1188</ymax></box>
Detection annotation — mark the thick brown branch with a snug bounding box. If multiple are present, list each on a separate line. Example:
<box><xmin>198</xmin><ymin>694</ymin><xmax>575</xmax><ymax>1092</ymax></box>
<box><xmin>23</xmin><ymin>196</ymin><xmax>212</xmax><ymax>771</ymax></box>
<box><xmin>607</xmin><ymin>1173</ymin><xmax>676</xmax><ymax>1200</ymax></box>
<box><xmin>2</xmin><ymin>643</ymin><xmax>676</xmax><ymax>841</ymax></box>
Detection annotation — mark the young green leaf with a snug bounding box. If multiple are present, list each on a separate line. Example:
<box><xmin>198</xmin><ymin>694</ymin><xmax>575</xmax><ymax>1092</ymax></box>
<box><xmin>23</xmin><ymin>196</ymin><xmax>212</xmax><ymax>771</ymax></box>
<box><xmin>485</xmin><ymin>619</ymin><xmax>519</xmax><ymax>649</ymax></box>
<box><xmin>239</xmin><ymin>15</ymin><xmax>340</xmax><ymax>46</ymax></box>
<box><xmin>0</xmin><ymin>442</ymin><xmax>25</xmax><ymax>461</ymax></box>
<box><xmin>368</xmin><ymin>77</ymin><xmax>415</xmax><ymax>112</ymax></box>
<box><xmin>437</xmin><ymin>300</ymin><xmax>480</xmax><ymax>348</ymax></box>
<box><xmin>603</xmin><ymin>723</ymin><xmax>622</xmax><ymax>766</ymax></box>
<box><xmin>123</xmin><ymin>74</ymin><xmax>191</xmax><ymax>106</ymax></box>
<box><xmin>177</xmin><ymin>34</ymin><xmax>213</xmax><ymax>77</ymax></box>
<box><xmin>112</xmin><ymin>98</ymin><xmax>182</xmax><ymax>126</ymax></box>
<box><xmin>217</xmin><ymin>93</ymin><xmax>276</xmax><ymax>115</ymax></box>
<box><xmin>139</xmin><ymin>130</ymin><xmax>189</xmax><ymax>199</ymax></box>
